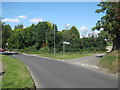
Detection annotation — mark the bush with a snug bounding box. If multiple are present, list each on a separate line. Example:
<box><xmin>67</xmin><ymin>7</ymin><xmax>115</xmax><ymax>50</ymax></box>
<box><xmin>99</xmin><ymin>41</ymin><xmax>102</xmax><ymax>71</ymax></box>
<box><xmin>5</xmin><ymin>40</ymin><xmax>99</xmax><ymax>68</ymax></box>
<box><xmin>20</xmin><ymin>43</ymin><xmax>39</xmax><ymax>53</ymax></box>
<box><xmin>39</xmin><ymin>46</ymin><xmax>50</xmax><ymax>53</ymax></box>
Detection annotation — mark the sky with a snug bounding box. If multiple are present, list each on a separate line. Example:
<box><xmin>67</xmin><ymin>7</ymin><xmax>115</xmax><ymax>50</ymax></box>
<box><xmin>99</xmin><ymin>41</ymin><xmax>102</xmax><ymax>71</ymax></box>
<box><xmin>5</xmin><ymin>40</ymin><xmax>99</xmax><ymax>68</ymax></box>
<box><xmin>2</xmin><ymin>2</ymin><xmax>105</xmax><ymax>37</ymax></box>
<box><xmin>2</xmin><ymin>0</ymin><xmax>102</xmax><ymax>2</ymax></box>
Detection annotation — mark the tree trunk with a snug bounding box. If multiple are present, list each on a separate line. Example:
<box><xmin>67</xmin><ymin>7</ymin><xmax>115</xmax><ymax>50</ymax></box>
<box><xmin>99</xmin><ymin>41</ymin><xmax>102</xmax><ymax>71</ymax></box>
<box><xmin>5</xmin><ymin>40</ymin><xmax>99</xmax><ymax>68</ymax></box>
<box><xmin>112</xmin><ymin>34</ymin><xmax>120</xmax><ymax>51</ymax></box>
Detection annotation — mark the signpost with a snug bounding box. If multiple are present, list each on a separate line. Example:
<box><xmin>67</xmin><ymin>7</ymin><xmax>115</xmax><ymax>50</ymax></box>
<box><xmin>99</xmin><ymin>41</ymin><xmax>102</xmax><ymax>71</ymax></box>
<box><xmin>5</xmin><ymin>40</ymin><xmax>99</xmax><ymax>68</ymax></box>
<box><xmin>63</xmin><ymin>41</ymin><xmax>70</xmax><ymax>54</ymax></box>
<box><xmin>6</xmin><ymin>43</ymin><xmax>8</xmax><ymax>49</ymax></box>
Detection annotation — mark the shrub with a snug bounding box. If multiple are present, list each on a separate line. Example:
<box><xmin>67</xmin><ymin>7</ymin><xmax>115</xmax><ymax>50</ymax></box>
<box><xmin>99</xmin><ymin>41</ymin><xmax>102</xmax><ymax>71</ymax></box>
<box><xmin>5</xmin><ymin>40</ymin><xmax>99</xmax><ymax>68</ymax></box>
<box><xmin>39</xmin><ymin>46</ymin><xmax>50</xmax><ymax>53</ymax></box>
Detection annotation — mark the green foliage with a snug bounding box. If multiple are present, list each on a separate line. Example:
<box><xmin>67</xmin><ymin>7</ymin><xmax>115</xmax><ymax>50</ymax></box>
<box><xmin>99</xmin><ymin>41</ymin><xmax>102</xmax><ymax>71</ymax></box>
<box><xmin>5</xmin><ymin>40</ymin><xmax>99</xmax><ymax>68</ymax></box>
<box><xmin>93</xmin><ymin>2</ymin><xmax>120</xmax><ymax>50</ymax></box>
<box><xmin>34</xmin><ymin>22</ymin><xmax>57</xmax><ymax>49</ymax></box>
<box><xmin>39</xmin><ymin>46</ymin><xmax>50</xmax><ymax>53</ymax></box>
<box><xmin>69</xmin><ymin>26</ymin><xmax>80</xmax><ymax>38</ymax></box>
<box><xmin>8</xmin><ymin>24</ymin><xmax>36</xmax><ymax>49</ymax></box>
<box><xmin>2</xmin><ymin>24</ymin><xmax>12</xmax><ymax>49</ymax></box>
<box><xmin>79</xmin><ymin>34</ymin><xmax>107</xmax><ymax>53</ymax></box>
<box><xmin>7</xmin><ymin>21</ymin><xmax>59</xmax><ymax>52</ymax></box>
<box><xmin>5</xmin><ymin>20</ymin><xmax>107</xmax><ymax>53</ymax></box>
<box><xmin>20</xmin><ymin>42</ymin><xmax>39</xmax><ymax>53</ymax></box>
<box><xmin>60</xmin><ymin>26</ymin><xmax>80</xmax><ymax>52</ymax></box>
<box><xmin>14</xmin><ymin>23</ymin><xmax>23</xmax><ymax>29</ymax></box>
<box><xmin>8</xmin><ymin>28</ymin><xmax>26</xmax><ymax>49</ymax></box>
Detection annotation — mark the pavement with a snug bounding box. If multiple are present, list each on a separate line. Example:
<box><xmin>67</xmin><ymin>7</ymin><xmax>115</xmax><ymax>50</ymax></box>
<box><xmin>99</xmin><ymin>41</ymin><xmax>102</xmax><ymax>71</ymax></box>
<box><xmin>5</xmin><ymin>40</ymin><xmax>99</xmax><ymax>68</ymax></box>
<box><xmin>57</xmin><ymin>54</ymin><xmax>105</xmax><ymax>70</ymax></box>
<box><xmin>13</xmin><ymin>54</ymin><xmax>118</xmax><ymax>88</ymax></box>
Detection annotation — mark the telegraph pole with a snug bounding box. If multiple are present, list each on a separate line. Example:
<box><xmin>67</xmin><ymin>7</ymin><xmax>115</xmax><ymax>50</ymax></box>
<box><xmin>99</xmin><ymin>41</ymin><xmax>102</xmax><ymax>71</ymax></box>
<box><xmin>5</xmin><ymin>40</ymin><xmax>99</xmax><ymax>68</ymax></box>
<box><xmin>49</xmin><ymin>21</ymin><xmax>56</xmax><ymax>55</ymax></box>
<box><xmin>53</xmin><ymin>24</ymin><xmax>55</xmax><ymax>55</ymax></box>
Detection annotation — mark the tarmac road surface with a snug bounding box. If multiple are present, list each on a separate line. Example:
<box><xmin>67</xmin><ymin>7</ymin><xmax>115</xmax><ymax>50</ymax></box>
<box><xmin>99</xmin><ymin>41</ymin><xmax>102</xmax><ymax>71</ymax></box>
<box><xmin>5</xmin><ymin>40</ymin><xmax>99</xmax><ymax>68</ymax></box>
<box><xmin>13</xmin><ymin>54</ymin><xmax>118</xmax><ymax>88</ymax></box>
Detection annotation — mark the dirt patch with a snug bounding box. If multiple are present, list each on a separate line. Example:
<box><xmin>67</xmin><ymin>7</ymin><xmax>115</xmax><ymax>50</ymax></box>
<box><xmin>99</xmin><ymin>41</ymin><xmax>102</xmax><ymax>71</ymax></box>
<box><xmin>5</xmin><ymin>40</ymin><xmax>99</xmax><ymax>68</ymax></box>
<box><xmin>0</xmin><ymin>62</ymin><xmax>6</xmax><ymax>76</ymax></box>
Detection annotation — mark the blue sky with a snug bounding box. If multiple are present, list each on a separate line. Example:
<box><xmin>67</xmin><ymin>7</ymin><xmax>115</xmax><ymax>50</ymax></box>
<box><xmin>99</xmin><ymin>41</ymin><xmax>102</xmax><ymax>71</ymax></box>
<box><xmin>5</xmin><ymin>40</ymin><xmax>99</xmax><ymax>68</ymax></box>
<box><xmin>2</xmin><ymin>2</ymin><xmax>105</xmax><ymax>36</ymax></box>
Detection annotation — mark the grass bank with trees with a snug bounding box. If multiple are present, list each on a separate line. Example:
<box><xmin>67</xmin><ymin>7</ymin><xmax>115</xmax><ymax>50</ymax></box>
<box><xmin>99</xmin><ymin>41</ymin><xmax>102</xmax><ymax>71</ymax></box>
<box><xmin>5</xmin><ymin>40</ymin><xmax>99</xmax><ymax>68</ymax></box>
<box><xmin>1</xmin><ymin>55</ymin><xmax>35</xmax><ymax>88</ymax></box>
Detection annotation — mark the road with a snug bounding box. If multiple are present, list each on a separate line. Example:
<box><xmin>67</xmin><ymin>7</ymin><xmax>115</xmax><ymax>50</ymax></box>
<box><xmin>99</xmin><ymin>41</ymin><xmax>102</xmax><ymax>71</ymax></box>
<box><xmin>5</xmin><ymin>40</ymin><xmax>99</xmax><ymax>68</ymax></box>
<box><xmin>13</xmin><ymin>54</ymin><xmax>118</xmax><ymax>88</ymax></box>
<box><xmin>59</xmin><ymin>54</ymin><xmax>105</xmax><ymax>69</ymax></box>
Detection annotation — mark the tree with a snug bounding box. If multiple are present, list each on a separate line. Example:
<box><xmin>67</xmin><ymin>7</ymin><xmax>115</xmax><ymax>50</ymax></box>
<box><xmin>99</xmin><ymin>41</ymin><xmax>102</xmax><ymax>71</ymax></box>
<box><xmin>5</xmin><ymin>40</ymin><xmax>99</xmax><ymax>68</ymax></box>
<box><xmin>45</xmin><ymin>23</ymin><xmax>58</xmax><ymax>49</ymax></box>
<box><xmin>14</xmin><ymin>23</ymin><xmax>24</xmax><ymax>29</ymax></box>
<box><xmin>8</xmin><ymin>29</ymin><xmax>25</xmax><ymax>49</ymax></box>
<box><xmin>8</xmin><ymin>24</ymin><xmax>36</xmax><ymax>50</ymax></box>
<box><xmin>93</xmin><ymin>2</ymin><xmax>120</xmax><ymax>50</ymax></box>
<box><xmin>61</xmin><ymin>26</ymin><xmax>80</xmax><ymax>52</ymax></box>
<box><xmin>80</xmin><ymin>34</ymin><xmax>107</xmax><ymax>52</ymax></box>
<box><xmin>0</xmin><ymin>17</ymin><xmax>4</xmax><ymax>48</ymax></box>
<box><xmin>36</xmin><ymin>21</ymin><xmax>51</xmax><ymax>49</ymax></box>
<box><xmin>2</xmin><ymin>24</ymin><xmax>12</xmax><ymax>48</ymax></box>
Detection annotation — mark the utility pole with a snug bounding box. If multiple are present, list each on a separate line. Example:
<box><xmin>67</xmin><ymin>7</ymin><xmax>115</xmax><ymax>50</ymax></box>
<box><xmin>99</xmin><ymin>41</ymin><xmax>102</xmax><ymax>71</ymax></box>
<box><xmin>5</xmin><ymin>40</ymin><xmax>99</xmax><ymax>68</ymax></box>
<box><xmin>49</xmin><ymin>21</ymin><xmax>56</xmax><ymax>55</ymax></box>
<box><xmin>63</xmin><ymin>43</ymin><xmax>65</xmax><ymax>54</ymax></box>
<box><xmin>53</xmin><ymin>24</ymin><xmax>56</xmax><ymax>55</ymax></box>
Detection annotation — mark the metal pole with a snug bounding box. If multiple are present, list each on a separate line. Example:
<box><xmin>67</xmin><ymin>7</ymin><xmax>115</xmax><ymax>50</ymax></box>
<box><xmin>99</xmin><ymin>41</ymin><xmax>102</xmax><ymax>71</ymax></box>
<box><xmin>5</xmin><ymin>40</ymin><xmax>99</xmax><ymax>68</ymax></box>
<box><xmin>54</xmin><ymin>24</ymin><xmax>55</xmax><ymax>55</ymax></box>
<box><xmin>63</xmin><ymin>44</ymin><xmax>64</xmax><ymax>54</ymax></box>
<box><xmin>64</xmin><ymin>44</ymin><xmax>65</xmax><ymax>54</ymax></box>
<box><xmin>63</xmin><ymin>43</ymin><xmax>65</xmax><ymax>54</ymax></box>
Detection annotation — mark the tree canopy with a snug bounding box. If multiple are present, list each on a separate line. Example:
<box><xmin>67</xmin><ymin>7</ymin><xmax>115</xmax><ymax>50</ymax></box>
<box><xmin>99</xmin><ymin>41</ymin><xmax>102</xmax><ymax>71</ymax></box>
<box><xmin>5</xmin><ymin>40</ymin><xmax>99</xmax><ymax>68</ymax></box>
<box><xmin>1</xmin><ymin>21</ymin><xmax>107</xmax><ymax>53</ymax></box>
<box><xmin>93</xmin><ymin>2</ymin><xmax>120</xmax><ymax>50</ymax></box>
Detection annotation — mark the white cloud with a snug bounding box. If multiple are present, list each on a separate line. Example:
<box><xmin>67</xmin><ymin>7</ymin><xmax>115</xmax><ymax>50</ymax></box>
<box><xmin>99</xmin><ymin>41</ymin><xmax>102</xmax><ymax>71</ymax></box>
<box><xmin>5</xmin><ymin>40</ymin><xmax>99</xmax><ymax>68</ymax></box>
<box><xmin>88</xmin><ymin>31</ymin><xmax>100</xmax><ymax>37</ymax></box>
<box><xmin>2</xmin><ymin>18</ymin><xmax>20</xmax><ymax>23</ymax></box>
<box><xmin>79</xmin><ymin>26</ymin><xmax>89</xmax><ymax>31</ymax></box>
<box><xmin>23</xmin><ymin>26</ymin><xmax>26</xmax><ymax>28</ymax></box>
<box><xmin>29</xmin><ymin>17</ymin><xmax>43</xmax><ymax>23</ymax></box>
<box><xmin>65</xmin><ymin>24</ymin><xmax>70</xmax><ymax>27</ymax></box>
<box><xmin>79</xmin><ymin>26</ymin><xmax>89</xmax><ymax>38</ymax></box>
<box><xmin>17</xmin><ymin>15</ymin><xmax>27</xmax><ymax>20</ymax></box>
<box><xmin>93</xmin><ymin>30</ymin><xmax>100</xmax><ymax>35</ymax></box>
<box><xmin>64</xmin><ymin>24</ymin><xmax>70</xmax><ymax>30</ymax></box>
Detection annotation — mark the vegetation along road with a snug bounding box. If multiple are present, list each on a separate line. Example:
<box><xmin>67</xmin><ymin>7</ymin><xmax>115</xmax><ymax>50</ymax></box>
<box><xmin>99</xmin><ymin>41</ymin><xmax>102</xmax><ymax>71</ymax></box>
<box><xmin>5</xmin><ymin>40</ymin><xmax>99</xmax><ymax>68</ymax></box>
<box><xmin>13</xmin><ymin>54</ymin><xmax>118</xmax><ymax>88</ymax></box>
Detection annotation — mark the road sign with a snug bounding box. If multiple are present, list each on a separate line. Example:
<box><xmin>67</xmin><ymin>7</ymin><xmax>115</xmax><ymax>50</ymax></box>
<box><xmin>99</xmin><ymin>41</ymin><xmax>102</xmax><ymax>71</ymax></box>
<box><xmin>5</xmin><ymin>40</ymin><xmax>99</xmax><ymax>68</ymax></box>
<box><xmin>63</xmin><ymin>41</ymin><xmax>70</xmax><ymax>44</ymax></box>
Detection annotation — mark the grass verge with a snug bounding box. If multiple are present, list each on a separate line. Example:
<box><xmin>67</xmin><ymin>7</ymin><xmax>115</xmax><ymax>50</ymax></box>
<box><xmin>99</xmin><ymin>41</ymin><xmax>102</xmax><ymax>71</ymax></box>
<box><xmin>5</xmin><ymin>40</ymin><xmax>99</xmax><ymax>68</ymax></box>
<box><xmin>99</xmin><ymin>51</ymin><xmax>118</xmax><ymax>74</ymax></box>
<box><xmin>0</xmin><ymin>55</ymin><xmax>2</xmax><ymax>89</ymax></box>
<box><xmin>1</xmin><ymin>55</ymin><xmax>35</xmax><ymax>88</ymax></box>
<box><xmin>39</xmin><ymin>53</ymin><xmax>90</xmax><ymax>60</ymax></box>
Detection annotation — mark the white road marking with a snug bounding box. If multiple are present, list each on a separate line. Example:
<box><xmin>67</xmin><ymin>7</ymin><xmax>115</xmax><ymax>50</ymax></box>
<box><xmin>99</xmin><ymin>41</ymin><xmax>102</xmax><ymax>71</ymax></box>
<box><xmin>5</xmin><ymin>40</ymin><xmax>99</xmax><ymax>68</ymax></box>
<box><xmin>26</xmin><ymin>66</ymin><xmax>39</xmax><ymax>88</ymax></box>
<box><xmin>81</xmin><ymin>64</ymin><xmax>85</xmax><ymax>66</ymax></box>
<box><xmin>72</xmin><ymin>62</ymin><xmax>100</xmax><ymax>70</ymax></box>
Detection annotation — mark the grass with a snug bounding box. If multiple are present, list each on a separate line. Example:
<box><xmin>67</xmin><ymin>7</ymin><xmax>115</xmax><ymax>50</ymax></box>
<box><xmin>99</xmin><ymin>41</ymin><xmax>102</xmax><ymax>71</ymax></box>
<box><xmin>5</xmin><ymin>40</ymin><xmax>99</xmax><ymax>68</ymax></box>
<box><xmin>0</xmin><ymin>55</ymin><xmax>2</xmax><ymax>89</ymax></box>
<box><xmin>24</xmin><ymin>50</ymin><xmax>106</xmax><ymax>55</ymax></box>
<box><xmin>39</xmin><ymin>53</ymin><xmax>90</xmax><ymax>60</ymax></box>
<box><xmin>27</xmin><ymin>52</ymin><xmax>45</xmax><ymax>54</ymax></box>
<box><xmin>99</xmin><ymin>50</ymin><xmax>118</xmax><ymax>73</ymax></box>
<box><xmin>107</xmin><ymin>43</ymin><xmax>113</xmax><ymax>46</ymax></box>
<box><xmin>0</xmin><ymin>55</ymin><xmax>1</xmax><ymax>61</ymax></box>
<box><xmin>1</xmin><ymin>55</ymin><xmax>35</xmax><ymax>88</ymax></box>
